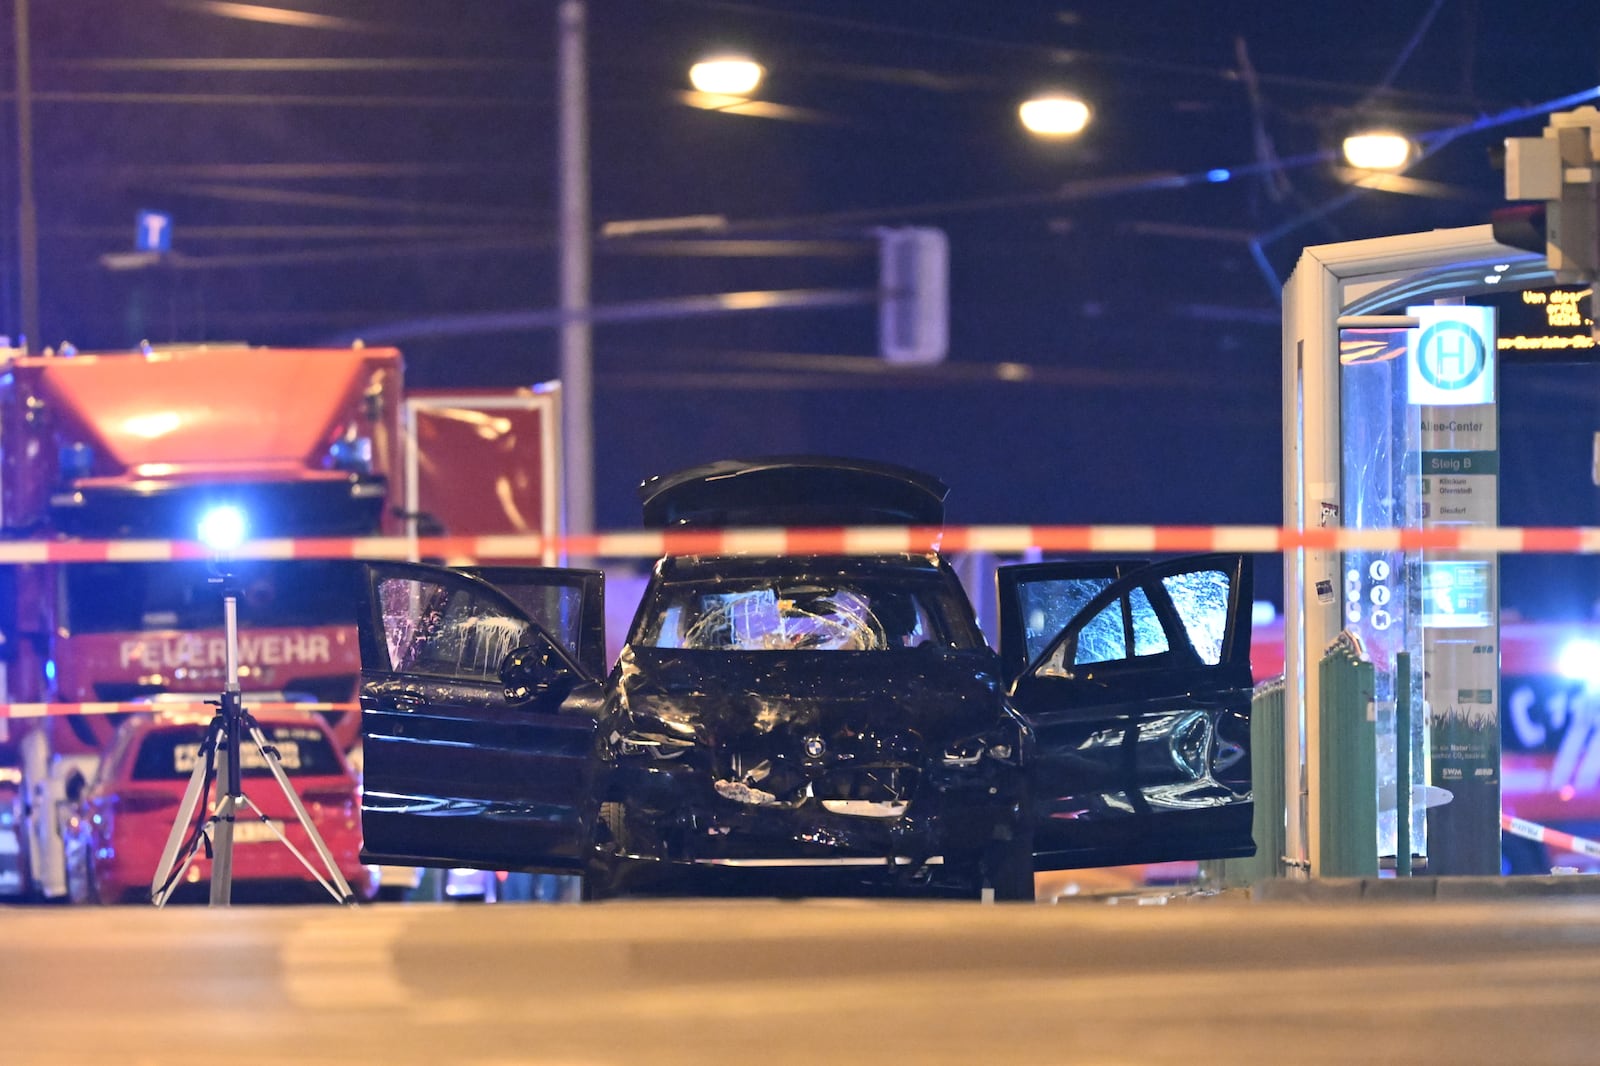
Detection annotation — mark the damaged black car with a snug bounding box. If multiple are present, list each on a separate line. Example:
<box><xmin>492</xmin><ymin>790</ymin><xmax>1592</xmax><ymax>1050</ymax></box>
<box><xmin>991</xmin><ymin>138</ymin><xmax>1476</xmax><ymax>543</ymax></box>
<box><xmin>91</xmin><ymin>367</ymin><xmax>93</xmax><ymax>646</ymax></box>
<box><xmin>355</xmin><ymin>458</ymin><xmax>1256</xmax><ymax>900</ymax></box>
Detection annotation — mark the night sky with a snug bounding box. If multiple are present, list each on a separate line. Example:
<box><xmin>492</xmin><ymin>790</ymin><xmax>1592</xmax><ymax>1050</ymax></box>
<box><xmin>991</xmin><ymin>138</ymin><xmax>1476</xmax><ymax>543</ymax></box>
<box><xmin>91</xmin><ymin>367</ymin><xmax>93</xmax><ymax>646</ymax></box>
<box><xmin>5</xmin><ymin>1</ymin><xmax>1600</xmax><ymax>609</ymax></box>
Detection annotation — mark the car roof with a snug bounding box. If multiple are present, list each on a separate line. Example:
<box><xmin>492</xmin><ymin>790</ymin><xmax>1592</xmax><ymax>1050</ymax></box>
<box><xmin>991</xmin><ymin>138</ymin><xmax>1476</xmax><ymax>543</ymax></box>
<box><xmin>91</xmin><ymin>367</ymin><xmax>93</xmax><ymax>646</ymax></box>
<box><xmin>654</xmin><ymin>552</ymin><xmax>949</xmax><ymax>582</ymax></box>
<box><xmin>638</xmin><ymin>457</ymin><xmax>947</xmax><ymax>529</ymax></box>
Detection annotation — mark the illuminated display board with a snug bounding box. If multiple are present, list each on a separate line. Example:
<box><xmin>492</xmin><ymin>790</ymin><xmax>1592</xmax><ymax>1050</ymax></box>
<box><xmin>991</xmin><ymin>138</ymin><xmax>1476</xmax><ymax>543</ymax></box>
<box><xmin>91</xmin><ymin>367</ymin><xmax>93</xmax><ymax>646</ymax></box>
<box><xmin>1495</xmin><ymin>285</ymin><xmax>1595</xmax><ymax>354</ymax></box>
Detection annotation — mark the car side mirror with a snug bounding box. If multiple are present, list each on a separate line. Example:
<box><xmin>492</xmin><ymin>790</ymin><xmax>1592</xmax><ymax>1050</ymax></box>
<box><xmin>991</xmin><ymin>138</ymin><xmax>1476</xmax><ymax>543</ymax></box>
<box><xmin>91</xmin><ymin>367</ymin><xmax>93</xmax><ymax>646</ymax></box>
<box><xmin>500</xmin><ymin>632</ymin><xmax>574</xmax><ymax>705</ymax></box>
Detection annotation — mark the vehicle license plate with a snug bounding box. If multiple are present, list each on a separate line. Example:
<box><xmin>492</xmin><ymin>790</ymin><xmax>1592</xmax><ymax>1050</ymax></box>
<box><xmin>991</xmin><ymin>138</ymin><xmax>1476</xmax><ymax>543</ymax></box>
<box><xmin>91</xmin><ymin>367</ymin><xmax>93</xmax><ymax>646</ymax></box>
<box><xmin>231</xmin><ymin>819</ymin><xmax>284</xmax><ymax>844</ymax></box>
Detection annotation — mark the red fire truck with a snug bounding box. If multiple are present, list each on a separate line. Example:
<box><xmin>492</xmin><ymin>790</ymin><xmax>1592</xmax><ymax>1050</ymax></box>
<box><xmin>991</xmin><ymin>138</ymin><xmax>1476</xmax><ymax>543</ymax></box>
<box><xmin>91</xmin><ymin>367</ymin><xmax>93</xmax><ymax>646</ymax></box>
<box><xmin>0</xmin><ymin>343</ymin><xmax>560</xmax><ymax>900</ymax></box>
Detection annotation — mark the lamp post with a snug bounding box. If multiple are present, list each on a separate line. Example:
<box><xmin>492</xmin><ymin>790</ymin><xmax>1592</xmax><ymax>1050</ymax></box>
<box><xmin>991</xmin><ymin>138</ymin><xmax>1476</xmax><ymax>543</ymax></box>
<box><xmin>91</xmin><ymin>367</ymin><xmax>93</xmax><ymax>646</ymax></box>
<box><xmin>557</xmin><ymin>0</ymin><xmax>593</xmax><ymax>538</ymax></box>
<box><xmin>14</xmin><ymin>0</ymin><xmax>39</xmax><ymax>352</ymax></box>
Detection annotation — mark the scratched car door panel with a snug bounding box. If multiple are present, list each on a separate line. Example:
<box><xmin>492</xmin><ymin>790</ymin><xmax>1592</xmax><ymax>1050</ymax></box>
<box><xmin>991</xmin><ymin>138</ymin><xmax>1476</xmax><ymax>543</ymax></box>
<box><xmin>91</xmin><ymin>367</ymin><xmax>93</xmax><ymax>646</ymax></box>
<box><xmin>1002</xmin><ymin>555</ymin><xmax>1255</xmax><ymax>871</ymax></box>
<box><xmin>355</xmin><ymin>562</ymin><xmax>601</xmax><ymax>874</ymax></box>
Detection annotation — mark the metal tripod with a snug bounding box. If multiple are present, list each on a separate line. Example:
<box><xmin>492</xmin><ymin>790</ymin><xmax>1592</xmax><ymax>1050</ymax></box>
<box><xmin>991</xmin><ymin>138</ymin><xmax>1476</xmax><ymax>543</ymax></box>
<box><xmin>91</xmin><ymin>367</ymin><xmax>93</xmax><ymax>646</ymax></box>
<box><xmin>148</xmin><ymin>575</ymin><xmax>357</xmax><ymax>907</ymax></box>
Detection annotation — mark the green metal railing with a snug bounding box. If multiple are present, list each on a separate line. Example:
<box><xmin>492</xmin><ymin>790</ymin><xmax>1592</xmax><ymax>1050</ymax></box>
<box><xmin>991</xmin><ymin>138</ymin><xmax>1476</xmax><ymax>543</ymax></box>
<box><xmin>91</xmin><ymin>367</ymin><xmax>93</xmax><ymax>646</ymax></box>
<box><xmin>1205</xmin><ymin>633</ymin><xmax>1379</xmax><ymax>888</ymax></box>
<box><xmin>1203</xmin><ymin>677</ymin><xmax>1286</xmax><ymax>889</ymax></box>
<box><xmin>1318</xmin><ymin>633</ymin><xmax>1378</xmax><ymax>877</ymax></box>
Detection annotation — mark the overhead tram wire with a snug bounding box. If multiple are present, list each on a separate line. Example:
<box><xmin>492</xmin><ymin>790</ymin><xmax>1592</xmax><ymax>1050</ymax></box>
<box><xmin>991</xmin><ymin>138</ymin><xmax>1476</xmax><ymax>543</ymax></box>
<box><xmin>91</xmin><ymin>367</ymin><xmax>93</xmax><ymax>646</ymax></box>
<box><xmin>109</xmin><ymin>82</ymin><xmax>1590</xmax><ymax>277</ymax></box>
<box><xmin>161</xmin><ymin>0</ymin><xmax>428</xmax><ymax>38</ymax></box>
<box><xmin>48</xmin><ymin>57</ymin><xmax>524</xmax><ymax>73</ymax></box>
<box><xmin>91</xmin><ymin>162</ymin><xmax>526</xmax><ymax>181</ymax></box>
<box><xmin>613</xmin><ymin>83</ymin><xmax>1600</xmax><ymax>238</ymax></box>
<box><xmin>647</xmin><ymin>0</ymin><xmax>1509</xmax><ymax>109</ymax></box>
<box><xmin>56</xmin><ymin>83</ymin><xmax>1593</xmax><ymax>279</ymax></box>
<box><xmin>3</xmin><ymin>90</ymin><xmax>534</xmax><ymax>109</ymax></box>
<box><xmin>153</xmin><ymin>183</ymin><xmax>546</xmax><ymax>223</ymax></box>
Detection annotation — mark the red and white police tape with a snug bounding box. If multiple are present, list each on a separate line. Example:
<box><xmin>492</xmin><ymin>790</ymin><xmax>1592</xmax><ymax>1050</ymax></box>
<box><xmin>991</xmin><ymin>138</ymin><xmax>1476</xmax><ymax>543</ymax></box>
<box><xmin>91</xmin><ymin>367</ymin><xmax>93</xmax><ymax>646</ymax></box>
<box><xmin>0</xmin><ymin>701</ymin><xmax>355</xmax><ymax>721</ymax></box>
<box><xmin>6</xmin><ymin>523</ymin><xmax>1600</xmax><ymax>562</ymax></box>
<box><xmin>1501</xmin><ymin>814</ymin><xmax>1600</xmax><ymax>861</ymax></box>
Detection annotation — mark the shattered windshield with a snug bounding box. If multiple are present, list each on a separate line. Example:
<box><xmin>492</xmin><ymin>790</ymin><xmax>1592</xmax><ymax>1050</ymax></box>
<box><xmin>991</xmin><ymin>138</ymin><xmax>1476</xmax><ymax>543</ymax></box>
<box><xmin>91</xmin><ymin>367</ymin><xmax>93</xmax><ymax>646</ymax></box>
<box><xmin>635</xmin><ymin>576</ymin><xmax>965</xmax><ymax>652</ymax></box>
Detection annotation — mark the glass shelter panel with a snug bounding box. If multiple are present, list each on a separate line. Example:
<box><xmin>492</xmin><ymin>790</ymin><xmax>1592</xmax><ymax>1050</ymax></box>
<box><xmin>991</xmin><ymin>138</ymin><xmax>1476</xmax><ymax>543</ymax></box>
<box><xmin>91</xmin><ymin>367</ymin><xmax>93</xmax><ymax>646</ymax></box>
<box><xmin>1339</xmin><ymin>307</ymin><xmax>1502</xmax><ymax>875</ymax></box>
<box><xmin>1338</xmin><ymin>326</ymin><xmax>1428</xmax><ymax>865</ymax></box>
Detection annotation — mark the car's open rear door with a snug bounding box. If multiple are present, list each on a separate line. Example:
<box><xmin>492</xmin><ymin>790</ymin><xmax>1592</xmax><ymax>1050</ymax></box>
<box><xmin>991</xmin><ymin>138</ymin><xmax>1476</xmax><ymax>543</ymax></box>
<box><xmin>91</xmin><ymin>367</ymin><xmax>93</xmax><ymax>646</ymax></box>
<box><xmin>355</xmin><ymin>561</ymin><xmax>604</xmax><ymax>874</ymax></box>
<box><xmin>1000</xmin><ymin>554</ymin><xmax>1255</xmax><ymax>871</ymax></box>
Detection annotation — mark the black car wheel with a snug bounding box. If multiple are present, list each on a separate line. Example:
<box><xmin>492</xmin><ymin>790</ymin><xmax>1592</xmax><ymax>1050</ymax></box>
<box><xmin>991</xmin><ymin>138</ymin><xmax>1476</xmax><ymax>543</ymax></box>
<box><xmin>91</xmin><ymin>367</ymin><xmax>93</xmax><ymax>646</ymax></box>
<box><xmin>580</xmin><ymin>801</ymin><xmax>633</xmax><ymax>901</ymax></box>
<box><xmin>600</xmin><ymin>801</ymin><xmax>636</xmax><ymax>856</ymax></box>
<box><xmin>983</xmin><ymin>836</ymin><xmax>1036</xmax><ymax>902</ymax></box>
<box><xmin>953</xmin><ymin>830</ymin><xmax>1035</xmax><ymax>902</ymax></box>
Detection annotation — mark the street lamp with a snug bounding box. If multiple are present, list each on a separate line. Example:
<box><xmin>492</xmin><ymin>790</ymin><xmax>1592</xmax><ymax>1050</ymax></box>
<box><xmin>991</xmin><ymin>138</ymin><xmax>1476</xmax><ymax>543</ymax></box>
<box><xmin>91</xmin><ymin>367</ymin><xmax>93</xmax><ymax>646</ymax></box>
<box><xmin>689</xmin><ymin>55</ymin><xmax>764</xmax><ymax>96</ymax></box>
<box><xmin>1019</xmin><ymin>94</ymin><xmax>1091</xmax><ymax>138</ymax></box>
<box><xmin>1342</xmin><ymin>130</ymin><xmax>1414</xmax><ymax>171</ymax></box>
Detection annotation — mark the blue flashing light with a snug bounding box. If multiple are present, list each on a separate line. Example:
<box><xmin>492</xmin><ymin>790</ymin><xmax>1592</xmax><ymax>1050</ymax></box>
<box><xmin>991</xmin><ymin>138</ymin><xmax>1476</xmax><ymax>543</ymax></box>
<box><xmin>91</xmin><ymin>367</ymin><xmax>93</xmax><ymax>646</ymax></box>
<box><xmin>1205</xmin><ymin>168</ymin><xmax>1231</xmax><ymax>183</ymax></box>
<box><xmin>44</xmin><ymin>659</ymin><xmax>56</xmax><ymax>683</ymax></box>
<box><xmin>197</xmin><ymin>505</ymin><xmax>248</xmax><ymax>552</ymax></box>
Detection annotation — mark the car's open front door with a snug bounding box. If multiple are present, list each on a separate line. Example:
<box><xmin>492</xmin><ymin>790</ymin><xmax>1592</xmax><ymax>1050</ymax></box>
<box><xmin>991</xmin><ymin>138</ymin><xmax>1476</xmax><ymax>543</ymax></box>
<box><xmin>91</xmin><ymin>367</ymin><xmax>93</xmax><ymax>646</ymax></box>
<box><xmin>462</xmin><ymin>565</ymin><xmax>606</xmax><ymax>677</ymax></box>
<box><xmin>1001</xmin><ymin>554</ymin><xmax>1255</xmax><ymax>871</ymax></box>
<box><xmin>996</xmin><ymin>559</ymin><xmax>1147</xmax><ymax>682</ymax></box>
<box><xmin>356</xmin><ymin>561</ymin><xmax>604</xmax><ymax>874</ymax></box>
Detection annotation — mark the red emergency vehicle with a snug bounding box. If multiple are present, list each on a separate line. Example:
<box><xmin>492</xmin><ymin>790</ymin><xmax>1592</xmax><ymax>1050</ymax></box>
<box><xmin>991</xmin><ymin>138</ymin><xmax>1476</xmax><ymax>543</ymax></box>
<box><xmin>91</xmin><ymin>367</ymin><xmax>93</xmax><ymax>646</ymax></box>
<box><xmin>0</xmin><ymin>343</ymin><xmax>560</xmax><ymax>900</ymax></box>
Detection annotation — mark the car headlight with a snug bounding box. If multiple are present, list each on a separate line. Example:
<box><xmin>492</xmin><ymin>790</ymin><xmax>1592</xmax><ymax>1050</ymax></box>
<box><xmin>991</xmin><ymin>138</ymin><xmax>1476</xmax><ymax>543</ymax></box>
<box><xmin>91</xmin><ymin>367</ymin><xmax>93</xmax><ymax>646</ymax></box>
<box><xmin>941</xmin><ymin>732</ymin><xmax>1015</xmax><ymax>768</ymax></box>
<box><xmin>615</xmin><ymin>732</ymin><xmax>695</xmax><ymax>759</ymax></box>
<box><xmin>941</xmin><ymin>736</ymin><xmax>985</xmax><ymax>768</ymax></box>
<box><xmin>613</xmin><ymin>712</ymin><xmax>698</xmax><ymax>759</ymax></box>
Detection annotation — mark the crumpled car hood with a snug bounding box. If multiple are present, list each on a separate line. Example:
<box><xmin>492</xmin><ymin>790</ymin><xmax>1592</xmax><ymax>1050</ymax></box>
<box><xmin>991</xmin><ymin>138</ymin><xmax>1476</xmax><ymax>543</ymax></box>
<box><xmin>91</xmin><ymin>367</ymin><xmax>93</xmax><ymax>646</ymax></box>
<box><xmin>611</xmin><ymin>645</ymin><xmax>1003</xmax><ymax>747</ymax></box>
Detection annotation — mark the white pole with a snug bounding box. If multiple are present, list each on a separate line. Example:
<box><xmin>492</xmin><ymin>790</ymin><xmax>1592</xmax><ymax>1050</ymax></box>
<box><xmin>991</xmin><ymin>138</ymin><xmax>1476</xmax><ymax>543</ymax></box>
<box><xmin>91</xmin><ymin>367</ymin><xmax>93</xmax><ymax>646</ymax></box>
<box><xmin>557</xmin><ymin>0</ymin><xmax>594</xmax><ymax>537</ymax></box>
<box><xmin>14</xmin><ymin>0</ymin><xmax>40</xmax><ymax>353</ymax></box>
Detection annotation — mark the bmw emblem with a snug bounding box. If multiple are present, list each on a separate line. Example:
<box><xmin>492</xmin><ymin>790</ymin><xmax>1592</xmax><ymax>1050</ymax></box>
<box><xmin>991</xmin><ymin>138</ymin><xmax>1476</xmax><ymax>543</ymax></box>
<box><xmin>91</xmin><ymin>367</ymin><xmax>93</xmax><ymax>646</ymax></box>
<box><xmin>803</xmin><ymin>735</ymin><xmax>826</xmax><ymax>758</ymax></box>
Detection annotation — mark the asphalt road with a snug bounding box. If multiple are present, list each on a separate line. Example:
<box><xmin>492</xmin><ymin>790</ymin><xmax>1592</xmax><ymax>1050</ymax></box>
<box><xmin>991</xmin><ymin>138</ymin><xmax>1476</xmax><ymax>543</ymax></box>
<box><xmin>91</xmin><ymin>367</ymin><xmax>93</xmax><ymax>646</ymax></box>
<box><xmin>4</xmin><ymin>893</ymin><xmax>1600</xmax><ymax>1065</ymax></box>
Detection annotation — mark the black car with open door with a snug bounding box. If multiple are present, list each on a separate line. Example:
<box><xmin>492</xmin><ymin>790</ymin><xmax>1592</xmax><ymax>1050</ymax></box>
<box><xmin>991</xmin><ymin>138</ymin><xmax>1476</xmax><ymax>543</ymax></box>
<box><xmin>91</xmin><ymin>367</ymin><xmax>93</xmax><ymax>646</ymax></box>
<box><xmin>355</xmin><ymin>458</ymin><xmax>1254</xmax><ymax>899</ymax></box>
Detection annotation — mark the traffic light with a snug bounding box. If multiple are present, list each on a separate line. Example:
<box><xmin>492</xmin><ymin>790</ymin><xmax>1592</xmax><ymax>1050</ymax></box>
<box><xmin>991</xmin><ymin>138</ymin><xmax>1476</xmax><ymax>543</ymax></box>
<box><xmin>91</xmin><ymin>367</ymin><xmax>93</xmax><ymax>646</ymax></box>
<box><xmin>878</xmin><ymin>227</ymin><xmax>949</xmax><ymax>364</ymax></box>
<box><xmin>1502</xmin><ymin>106</ymin><xmax>1600</xmax><ymax>282</ymax></box>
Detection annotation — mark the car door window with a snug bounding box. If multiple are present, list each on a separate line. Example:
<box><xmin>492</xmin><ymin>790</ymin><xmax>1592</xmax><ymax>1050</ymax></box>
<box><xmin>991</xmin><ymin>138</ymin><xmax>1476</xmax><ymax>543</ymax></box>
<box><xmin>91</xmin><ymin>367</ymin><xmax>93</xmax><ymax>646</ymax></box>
<box><xmin>1037</xmin><ymin>585</ymin><xmax>1170</xmax><ymax>677</ymax></box>
<box><xmin>1014</xmin><ymin>577</ymin><xmax>1120</xmax><ymax>666</ymax></box>
<box><xmin>1161</xmin><ymin>568</ymin><xmax>1231</xmax><ymax>665</ymax></box>
<box><xmin>463</xmin><ymin>565</ymin><xmax>605</xmax><ymax>676</ymax></box>
<box><xmin>1072</xmin><ymin>599</ymin><xmax>1126</xmax><ymax>666</ymax></box>
<box><xmin>376</xmin><ymin>575</ymin><xmax>532</xmax><ymax>683</ymax></box>
<box><xmin>1129</xmin><ymin>587</ymin><xmax>1170</xmax><ymax>657</ymax></box>
<box><xmin>496</xmin><ymin>584</ymin><xmax>585</xmax><ymax>660</ymax></box>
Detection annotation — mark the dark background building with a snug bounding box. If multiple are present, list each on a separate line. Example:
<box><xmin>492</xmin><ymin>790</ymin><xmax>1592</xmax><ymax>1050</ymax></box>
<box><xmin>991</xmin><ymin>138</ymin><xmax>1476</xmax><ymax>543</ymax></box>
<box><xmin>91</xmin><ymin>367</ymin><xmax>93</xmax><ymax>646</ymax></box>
<box><xmin>4</xmin><ymin>0</ymin><xmax>1599</xmax><ymax>615</ymax></box>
